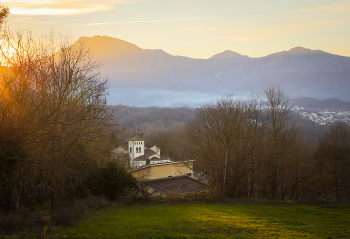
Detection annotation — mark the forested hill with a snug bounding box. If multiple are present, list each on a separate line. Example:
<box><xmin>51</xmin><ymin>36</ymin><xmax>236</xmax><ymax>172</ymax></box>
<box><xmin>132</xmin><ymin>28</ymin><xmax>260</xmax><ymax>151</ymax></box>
<box><xmin>110</xmin><ymin>104</ymin><xmax>326</xmax><ymax>147</ymax></box>
<box><xmin>110</xmin><ymin>105</ymin><xmax>196</xmax><ymax>131</ymax></box>
<box><xmin>111</xmin><ymin>98</ymin><xmax>350</xmax><ymax>131</ymax></box>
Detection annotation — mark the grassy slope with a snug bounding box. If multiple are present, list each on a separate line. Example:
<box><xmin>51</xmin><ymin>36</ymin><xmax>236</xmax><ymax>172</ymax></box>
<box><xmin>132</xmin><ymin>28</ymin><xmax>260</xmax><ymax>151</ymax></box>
<box><xmin>50</xmin><ymin>202</ymin><xmax>350</xmax><ymax>239</ymax></box>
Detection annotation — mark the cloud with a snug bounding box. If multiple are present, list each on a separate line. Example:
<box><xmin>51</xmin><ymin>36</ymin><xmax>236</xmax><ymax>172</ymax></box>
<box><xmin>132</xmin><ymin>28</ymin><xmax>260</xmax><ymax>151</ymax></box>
<box><xmin>85</xmin><ymin>18</ymin><xmax>204</xmax><ymax>26</ymax></box>
<box><xmin>2</xmin><ymin>0</ymin><xmax>115</xmax><ymax>15</ymax></box>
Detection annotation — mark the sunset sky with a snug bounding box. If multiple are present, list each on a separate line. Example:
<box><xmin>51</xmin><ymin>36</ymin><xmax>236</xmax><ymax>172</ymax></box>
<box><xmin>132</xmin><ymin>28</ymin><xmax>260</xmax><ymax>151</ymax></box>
<box><xmin>3</xmin><ymin>0</ymin><xmax>350</xmax><ymax>59</ymax></box>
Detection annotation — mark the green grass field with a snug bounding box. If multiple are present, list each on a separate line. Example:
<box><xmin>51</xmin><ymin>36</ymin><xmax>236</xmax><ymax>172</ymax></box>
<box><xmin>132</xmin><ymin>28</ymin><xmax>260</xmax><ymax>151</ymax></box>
<box><xmin>10</xmin><ymin>202</ymin><xmax>350</xmax><ymax>238</ymax></box>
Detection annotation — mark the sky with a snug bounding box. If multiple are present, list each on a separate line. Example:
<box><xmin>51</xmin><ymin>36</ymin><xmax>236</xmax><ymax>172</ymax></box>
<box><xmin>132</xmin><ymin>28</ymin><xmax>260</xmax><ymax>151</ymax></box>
<box><xmin>2</xmin><ymin>0</ymin><xmax>350</xmax><ymax>59</ymax></box>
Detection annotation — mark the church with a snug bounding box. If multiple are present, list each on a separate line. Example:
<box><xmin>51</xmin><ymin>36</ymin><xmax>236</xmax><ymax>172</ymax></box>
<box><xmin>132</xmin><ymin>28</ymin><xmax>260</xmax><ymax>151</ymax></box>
<box><xmin>113</xmin><ymin>135</ymin><xmax>209</xmax><ymax>197</ymax></box>
<box><xmin>115</xmin><ymin>135</ymin><xmax>172</xmax><ymax>169</ymax></box>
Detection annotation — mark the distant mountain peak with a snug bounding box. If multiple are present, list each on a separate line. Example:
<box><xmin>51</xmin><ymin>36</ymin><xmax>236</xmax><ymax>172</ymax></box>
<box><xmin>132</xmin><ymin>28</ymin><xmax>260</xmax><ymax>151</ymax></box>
<box><xmin>144</xmin><ymin>48</ymin><xmax>172</xmax><ymax>55</ymax></box>
<box><xmin>286</xmin><ymin>46</ymin><xmax>326</xmax><ymax>55</ymax></box>
<box><xmin>210</xmin><ymin>50</ymin><xmax>245</xmax><ymax>59</ymax></box>
<box><xmin>78</xmin><ymin>35</ymin><xmax>139</xmax><ymax>47</ymax></box>
<box><xmin>76</xmin><ymin>35</ymin><xmax>142</xmax><ymax>58</ymax></box>
<box><xmin>266</xmin><ymin>46</ymin><xmax>329</xmax><ymax>58</ymax></box>
<box><xmin>288</xmin><ymin>46</ymin><xmax>311</xmax><ymax>53</ymax></box>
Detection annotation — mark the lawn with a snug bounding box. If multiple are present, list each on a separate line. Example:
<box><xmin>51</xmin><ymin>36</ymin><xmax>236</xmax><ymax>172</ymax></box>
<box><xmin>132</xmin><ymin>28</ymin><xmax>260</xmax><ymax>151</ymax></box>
<box><xmin>9</xmin><ymin>202</ymin><xmax>350</xmax><ymax>238</ymax></box>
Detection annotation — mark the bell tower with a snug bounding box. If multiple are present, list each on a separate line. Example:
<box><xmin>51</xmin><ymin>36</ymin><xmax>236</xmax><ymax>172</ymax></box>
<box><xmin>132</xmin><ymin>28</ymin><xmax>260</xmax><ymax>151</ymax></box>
<box><xmin>128</xmin><ymin>135</ymin><xmax>144</xmax><ymax>163</ymax></box>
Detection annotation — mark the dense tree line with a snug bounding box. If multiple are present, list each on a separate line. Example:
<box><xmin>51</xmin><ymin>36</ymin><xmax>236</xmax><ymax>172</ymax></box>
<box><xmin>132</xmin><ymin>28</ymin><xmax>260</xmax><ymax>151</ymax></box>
<box><xmin>187</xmin><ymin>87</ymin><xmax>350</xmax><ymax>202</ymax></box>
<box><xmin>313</xmin><ymin>123</ymin><xmax>350</xmax><ymax>202</ymax></box>
<box><xmin>112</xmin><ymin>104</ymin><xmax>328</xmax><ymax>147</ymax></box>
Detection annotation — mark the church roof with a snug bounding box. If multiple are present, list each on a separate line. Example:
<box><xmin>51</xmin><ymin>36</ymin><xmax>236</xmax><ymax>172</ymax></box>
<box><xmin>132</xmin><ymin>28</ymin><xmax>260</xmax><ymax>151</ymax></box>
<box><xmin>151</xmin><ymin>145</ymin><xmax>160</xmax><ymax>150</ymax></box>
<box><xmin>133</xmin><ymin>155</ymin><xmax>147</xmax><ymax>162</ymax></box>
<box><xmin>129</xmin><ymin>135</ymin><xmax>144</xmax><ymax>141</ymax></box>
<box><xmin>144</xmin><ymin>148</ymin><xmax>156</xmax><ymax>157</ymax></box>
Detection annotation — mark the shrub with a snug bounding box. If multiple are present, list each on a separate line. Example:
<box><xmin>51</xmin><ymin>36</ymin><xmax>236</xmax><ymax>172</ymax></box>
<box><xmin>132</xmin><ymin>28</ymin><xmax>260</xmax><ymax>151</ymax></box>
<box><xmin>84</xmin><ymin>195</ymin><xmax>109</xmax><ymax>210</ymax></box>
<box><xmin>0</xmin><ymin>209</ymin><xmax>51</xmax><ymax>232</ymax></box>
<box><xmin>89</xmin><ymin>161</ymin><xmax>139</xmax><ymax>201</ymax></box>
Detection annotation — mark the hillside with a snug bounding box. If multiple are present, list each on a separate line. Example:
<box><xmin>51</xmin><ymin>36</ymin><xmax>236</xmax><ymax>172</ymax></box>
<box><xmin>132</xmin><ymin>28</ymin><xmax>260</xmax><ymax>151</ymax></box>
<box><xmin>110</xmin><ymin>105</ymin><xmax>195</xmax><ymax>131</ymax></box>
<box><xmin>43</xmin><ymin>203</ymin><xmax>350</xmax><ymax>239</ymax></box>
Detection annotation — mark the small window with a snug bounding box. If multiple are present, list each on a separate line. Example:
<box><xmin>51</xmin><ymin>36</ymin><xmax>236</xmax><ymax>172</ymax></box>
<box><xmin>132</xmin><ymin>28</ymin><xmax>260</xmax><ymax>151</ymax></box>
<box><xmin>136</xmin><ymin>148</ymin><xmax>139</xmax><ymax>153</ymax></box>
<box><xmin>129</xmin><ymin>147</ymin><xmax>132</xmax><ymax>153</ymax></box>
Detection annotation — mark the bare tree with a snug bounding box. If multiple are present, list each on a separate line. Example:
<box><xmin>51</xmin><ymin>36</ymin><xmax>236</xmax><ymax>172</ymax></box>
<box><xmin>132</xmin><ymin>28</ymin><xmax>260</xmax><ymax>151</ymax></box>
<box><xmin>314</xmin><ymin>122</ymin><xmax>350</xmax><ymax>202</ymax></box>
<box><xmin>0</xmin><ymin>6</ymin><xmax>9</xmax><ymax>28</ymax></box>
<box><xmin>188</xmin><ymin>96</ymin><xmax>264</xmax><ymax>198</ymax></box>
<box><xmin>261</xmin><ymin>86</ymin><xmax>303</xmax><ymax>199</ymax></box>
<box><xmin>0</xmin><ymin>29</ymin><xmax>113</xmax><ymax>212</ymax></box>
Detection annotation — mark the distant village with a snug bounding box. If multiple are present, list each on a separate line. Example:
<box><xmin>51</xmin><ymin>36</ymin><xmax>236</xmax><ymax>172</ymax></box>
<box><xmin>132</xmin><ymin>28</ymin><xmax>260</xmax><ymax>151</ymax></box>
<box><xmin>296</xmin><ymin>109</ymin><xmax>350</xmax><ymax>126</ymax></box>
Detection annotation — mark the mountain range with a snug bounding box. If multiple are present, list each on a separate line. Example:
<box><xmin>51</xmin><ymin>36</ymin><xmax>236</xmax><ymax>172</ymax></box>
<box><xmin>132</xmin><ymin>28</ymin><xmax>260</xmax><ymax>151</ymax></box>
<box><xmin>74</xmin><ymin>35</ymin><xmax>350</xmax><ymax>107</ymax></box>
